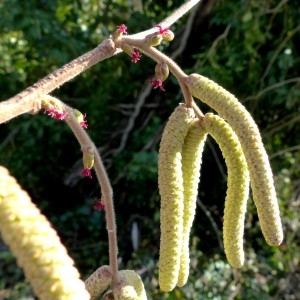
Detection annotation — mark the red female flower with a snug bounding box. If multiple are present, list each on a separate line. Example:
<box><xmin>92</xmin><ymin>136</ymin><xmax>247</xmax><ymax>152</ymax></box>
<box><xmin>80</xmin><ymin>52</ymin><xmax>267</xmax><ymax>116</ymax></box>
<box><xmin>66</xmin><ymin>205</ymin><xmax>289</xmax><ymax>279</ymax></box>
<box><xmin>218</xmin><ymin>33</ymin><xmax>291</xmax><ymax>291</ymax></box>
<box><xmin>155</xmin><ymin>25</ymin><xmax>170</xmax><ymax>34</ymax></box>
<box><xmin>93</xmin><ymin>199</ymin><xmax>105</xmax><ymax>211</ymax></box>
<box><xmin>132</xmin><ymin>48</ymin><xmax>141</xmax><ymax>63</ymax></box>
<box><xmin>80</xmin><ymin>168</ymin><xmax>92</xmax><ymax>179</ymax></box>
<box><xmin>44</xmin><ymin>107</ymin><xmax>67</xmax><ymax>120</ymax></box>
<box><xmin>149</xmin><ymin>79</ymin><xmax>165</xmax><ymax>91</ymax></box>
<box><xmin>117</xmin><ymin>24</ymin><xmax>128</xmax><ymax>34</ymax></box>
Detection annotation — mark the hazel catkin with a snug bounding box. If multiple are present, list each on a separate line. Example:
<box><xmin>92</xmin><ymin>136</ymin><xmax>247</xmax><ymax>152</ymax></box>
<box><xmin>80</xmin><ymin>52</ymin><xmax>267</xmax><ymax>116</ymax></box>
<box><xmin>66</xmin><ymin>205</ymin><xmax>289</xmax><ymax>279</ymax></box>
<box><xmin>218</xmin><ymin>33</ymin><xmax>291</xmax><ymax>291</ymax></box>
<box><xmin>158</xmin><ymin>104</ymin><xmax>195</xmax><ymax>292</ymax></box>
<box><xmin>177</xmin><ymin>119</ymin><xmax>207</xmax><ymax>287</ymax></box>
<box><xmin>185</xmin><ymin>74</ymin><xmax>283</xmax><ymax>246</ymax></box>
<box><xmin>0</xmin><ymin>166</ymin><xmax>90</xmax><ymax>300</ymax></box>
<box><xmin>84</xmin><ymin>265</ymin><xmax>112</xmax><ymax>299</ymax></box>
<box><xmin>203</xmin><ymin>113</ymin><xmax>250</xmax><ymax>268</ymax></box>
<box><xmin>114</xmin><ymin>270</ymin><xmax>147</xmax><ymax>300</ymax></box>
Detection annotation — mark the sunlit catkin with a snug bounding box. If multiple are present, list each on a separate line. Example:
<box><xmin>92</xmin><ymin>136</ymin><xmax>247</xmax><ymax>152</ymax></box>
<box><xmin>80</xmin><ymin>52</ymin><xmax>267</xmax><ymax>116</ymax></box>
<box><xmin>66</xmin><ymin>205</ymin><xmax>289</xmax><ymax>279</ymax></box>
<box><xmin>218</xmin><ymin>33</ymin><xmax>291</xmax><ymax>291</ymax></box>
<box><xmin>0</xmin><ymin>166</ymin><xmax>90</xmax><ymax>300</ymax></box>
<box><xmin>114</xmin><ymin>270</ymin><xmax>147</xmax><ymax>300</ymax></box>
<box><xmin>177</xmin><ymin>120</ymin><xmax>207</xmax><ymax>287</ymax></box>
<box><xmin>84</xmin><ymin>265</ymin><xmax>112</xmax><ymax>299</ymax></box>
<box><xmin>203</xmin><ymin>113</ymin><xmax>250</xmax><ymax>268</ymax></box>
<box><xmin>185</xmin><ymin>74</ymin><xmax>283</xmax><ymax>246</ymax></box>
<box><xmin>158</xmin><ymin>104</ymin><xmax>195</xmax><ymax>292</ymax></box>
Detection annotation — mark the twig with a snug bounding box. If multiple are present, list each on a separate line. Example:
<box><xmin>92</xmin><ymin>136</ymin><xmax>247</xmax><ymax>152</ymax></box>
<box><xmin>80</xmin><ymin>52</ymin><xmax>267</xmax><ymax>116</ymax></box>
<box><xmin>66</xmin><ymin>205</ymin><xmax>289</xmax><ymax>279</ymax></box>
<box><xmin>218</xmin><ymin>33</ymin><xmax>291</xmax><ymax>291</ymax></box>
<box><xmin>197</xmin><ymin>198</ymin><xmax>224</xmax><ymax>251</ymax></box>
<box><xmin>113</xmin><ymin>82</ymin><xmax>153</xmax><ymax>155</ymax></box>
<box><xmin>259</xmin><ymin>24</ymin><xmax>300</xmax><ymax>88</ymax></box>
<box><xmin>207</xmin><ymin>138</ymin><xmax>227</xmax><ymax>179</ymax></box>
<box><xmin>170</xmin><ymin>0</ymin><xmax>201</xmax><ymax>60</ymax></box>
<box><xmin>245</xmin><ymin>77</ymin><xmax>300</xmax><ymax>102</ymax></box>
<box><xmin>270</xmin><ymin>144</ymin><xmax>300</xmax><ymax>160</ymax></box>
<box><xmin>128</xmin><ymin>0</ymin><xmax>202</xmax><ymax>40</ymax></box>
<box><xmin>64</xmin><ymin>106</ymin><xmax>119</xmax><ymax>287</ymax></box>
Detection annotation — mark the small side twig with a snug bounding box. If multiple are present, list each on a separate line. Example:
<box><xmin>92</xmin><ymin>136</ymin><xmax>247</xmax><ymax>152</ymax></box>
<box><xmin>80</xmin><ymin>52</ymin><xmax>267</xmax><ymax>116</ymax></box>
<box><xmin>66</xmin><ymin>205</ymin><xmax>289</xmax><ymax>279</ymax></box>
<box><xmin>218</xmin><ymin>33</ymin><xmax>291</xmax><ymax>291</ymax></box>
<box><xmin>197</xmin><ymin>197</ymin><xmax>224</xmax><ymax>251</ymax></box>
<box><xmin>64</xmin><ymin>106</ymin><xmax>119</xmax><ymax>287</ymax></box>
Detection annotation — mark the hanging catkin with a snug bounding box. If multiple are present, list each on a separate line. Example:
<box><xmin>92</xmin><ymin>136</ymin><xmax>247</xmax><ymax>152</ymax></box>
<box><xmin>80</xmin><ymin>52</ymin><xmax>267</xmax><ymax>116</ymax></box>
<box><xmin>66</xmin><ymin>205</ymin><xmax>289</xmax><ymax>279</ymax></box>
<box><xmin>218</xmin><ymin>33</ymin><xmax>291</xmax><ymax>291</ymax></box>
<box><xmin>177</xmin><ymin>119</ymin><xmax>207</xmax><ymax>287</ymax></box>
<box><xmin>203</xmin><ymin>113</ymin><xmax>250</xmax><ymax>268</ymax></box>
<box><xmin>0</xmin><ymin>166</ymin><xmax>90</xmax><ymax>300</ymax></box>
<box><xmin>185</xmin><ymin>74</ymin><xmax>283</xmax><ymax>246</ymax></box>
<box><xmin>158</xmin><ymin>104</ymin><xmax>195</xmax><ymax>292</ymax></box>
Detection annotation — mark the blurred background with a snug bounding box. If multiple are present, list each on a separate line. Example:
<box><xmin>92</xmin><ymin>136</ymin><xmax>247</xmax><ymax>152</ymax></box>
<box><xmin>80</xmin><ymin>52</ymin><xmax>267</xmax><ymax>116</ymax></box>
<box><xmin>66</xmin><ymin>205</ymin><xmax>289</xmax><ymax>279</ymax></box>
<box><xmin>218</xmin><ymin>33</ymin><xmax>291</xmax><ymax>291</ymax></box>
<box><xmin>0</xmin><ymin>0</ymin><xmax>299</xmax><ymax>299</ymax></box>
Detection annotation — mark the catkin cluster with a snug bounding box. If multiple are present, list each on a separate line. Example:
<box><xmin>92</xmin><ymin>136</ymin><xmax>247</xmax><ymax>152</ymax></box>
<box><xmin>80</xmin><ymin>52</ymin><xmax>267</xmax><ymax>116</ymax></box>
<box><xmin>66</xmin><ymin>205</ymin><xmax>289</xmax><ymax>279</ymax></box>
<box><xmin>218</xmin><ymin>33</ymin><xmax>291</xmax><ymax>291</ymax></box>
<box><xmin>158</xmin><ymin>104</ymin><xmax>207</xmax><ymax>291</ymax></box>
<box><xmin>185</xmin><ymin>73</ymin><xmax>283</xmax><ymax>247</ymax></box>
<box><xmin>84</xmin><ymin>268</ymin><xmax>147</xmax><ymax>300</ymax></box>
<box><xmin>158</xmin><ymin>74</ymin><xmax>284</xmax><ymax>291</ymax></box>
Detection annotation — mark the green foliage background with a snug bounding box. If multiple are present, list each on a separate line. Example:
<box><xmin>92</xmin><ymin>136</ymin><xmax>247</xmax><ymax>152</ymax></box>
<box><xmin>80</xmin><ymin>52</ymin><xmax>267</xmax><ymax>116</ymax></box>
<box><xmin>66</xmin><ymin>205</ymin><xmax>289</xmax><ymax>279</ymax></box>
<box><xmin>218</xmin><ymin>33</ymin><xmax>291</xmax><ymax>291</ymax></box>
<box><xmin>0</xmin><ymin>0</ymin><xmax>299</xmax><ymax>299</ymax></box>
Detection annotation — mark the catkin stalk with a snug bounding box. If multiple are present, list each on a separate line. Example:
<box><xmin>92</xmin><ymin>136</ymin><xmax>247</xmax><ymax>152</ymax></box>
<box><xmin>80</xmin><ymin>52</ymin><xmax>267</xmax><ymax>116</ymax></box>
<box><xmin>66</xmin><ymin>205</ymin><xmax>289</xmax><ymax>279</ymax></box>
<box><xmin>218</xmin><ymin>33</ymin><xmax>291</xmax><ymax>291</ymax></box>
<box><xmin>203</xmin><ymin>113</ymin><xmax>250</xmax><ymax>268</ymax></box>
<box><xmin>177</xmin><ymin>120</ymin><xmax>207</xmax><ymax>287</ymax></box>
<box><xmin>186</xmin><ymin>74</ymin><xmax>283</xmax><ymax>246</ymax></box>
<box><xmin>0</xmin><ymin>166</ymin><xmax>90</xmax><ymax>300</ymax></box>
<box><xmin>158</xmin><ymin>104</ymin><xmax>195</xmax><ymax>292</ymax></box>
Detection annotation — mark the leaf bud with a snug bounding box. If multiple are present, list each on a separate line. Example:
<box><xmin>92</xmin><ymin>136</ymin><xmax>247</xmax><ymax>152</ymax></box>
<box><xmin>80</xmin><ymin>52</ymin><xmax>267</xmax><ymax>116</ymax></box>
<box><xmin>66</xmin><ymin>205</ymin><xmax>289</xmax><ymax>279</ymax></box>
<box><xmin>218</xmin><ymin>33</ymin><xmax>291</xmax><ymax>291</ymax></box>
<box><xmin>162</xmin><ymin>30</ymin><xmax>174</xmax><ymax>42</ymax></box>
<box><xmin>83</xmin><ymin>147</ymin><xmax>94</xmax><ymax>170</ymax></box>
<box><xmin>155</xmin><ymin>62</ymin><xmax>169</xmax><ymax>82</ymax></box>
<box><xmin>145</xmin><ymin>33</ymin><xmax>163</xmax><ymax>46</ymax></box>
<box><xmin>121</xmin><ymin>43</ymin><xmax>135</xmax><ymax>57</ymax></box>
<box><xmin>73</xmin><ymin>109</ymin><xmax>85</xmax><ymax>123</ymax></box>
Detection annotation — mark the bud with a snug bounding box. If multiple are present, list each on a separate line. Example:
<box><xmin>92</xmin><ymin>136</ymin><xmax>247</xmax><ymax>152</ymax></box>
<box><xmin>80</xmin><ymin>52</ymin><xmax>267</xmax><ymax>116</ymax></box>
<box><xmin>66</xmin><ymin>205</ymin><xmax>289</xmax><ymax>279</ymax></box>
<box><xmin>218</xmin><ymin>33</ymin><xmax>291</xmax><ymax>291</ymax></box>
<box><xmin>73</xmin><ymin>109</ymin><xmax>84</xmax><ymax>123</ymax></box>
<box><xmin>121</xmin><ymin>43</ymin><xmax>135</xmax><ymax>57</ymax></box>
<box><xmin>162</xmin><ymin>30</ymin><xmax>174</xmax><ymax>42</ymax></box>
<box><xmin>41</xmin><ymin>95</ymin><xmax>63</xmax><ymax>112</ymax></box>
<box><xmin>112</xmin><ymin>24</ymin><xmax>128</xmax><ymax>40</ymax></box>
<box><xmin>41</xmin><ymin>95</ymin><xmax>67</xmax><ymax>120</ymax></box>
<box><xmin>145</xmin><ymin>33</ymin><xmax>163</xmax><ymax>46</ymax></box>
<box><xmin>83</xmin><ymin>147</ymin><xmax>94</xmax><ymax>170</ymax></box>
<box><xmin>72</xmin><ymin>109</ymin><xmax>88</xmax><ymax>128</ymax></box>
<box><xmin>41</xmin><ymin>98</ymin><xmax>53</xmax><ymax>111</ymax></box>
<box><xmin>155</xmin><ymin>62</ymin><xmax>169</xmax><ymax>82</ymax></box>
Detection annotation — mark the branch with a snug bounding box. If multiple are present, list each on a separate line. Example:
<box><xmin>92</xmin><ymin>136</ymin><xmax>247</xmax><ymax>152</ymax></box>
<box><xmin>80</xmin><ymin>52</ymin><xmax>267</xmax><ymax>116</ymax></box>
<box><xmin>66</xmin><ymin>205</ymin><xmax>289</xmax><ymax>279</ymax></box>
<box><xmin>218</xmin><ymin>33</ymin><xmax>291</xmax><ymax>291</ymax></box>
<box><xmin>0</xmin><ymin>0</ymin><xmax>201</xmax><ymax>125</ymax></box>
<box><xmin>0</xmin><ymin>39</ymin><xmax>118</xmax><ymax>124</ymax></box>
<box><xmin>197</xmin><ymin>198</ymin><xmax>224</xmax><ymax>251</ymax></box>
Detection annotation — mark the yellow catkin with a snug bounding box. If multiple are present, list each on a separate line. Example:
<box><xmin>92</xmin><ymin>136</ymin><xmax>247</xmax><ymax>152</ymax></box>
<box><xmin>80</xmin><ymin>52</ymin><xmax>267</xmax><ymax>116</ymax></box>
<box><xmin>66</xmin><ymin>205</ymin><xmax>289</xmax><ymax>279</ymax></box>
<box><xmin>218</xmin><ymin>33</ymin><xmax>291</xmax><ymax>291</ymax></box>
<box><xmin>84</xmin><ymin>265</ymin><xmax>112</xmax><ymax>299</ymax></box>
<box><xmin>177</xmin><ymin>120</ymin><xmax>207</xmax><ymax>287</ymax></box>
<box><xmin>114</xmin><ymin>270</ymin><xmax>147</xmax><ymax>300</ymax></box>
<box><xmin>158</xmin><ymin>104</ymin><xmax>195</xmax><ymax>292</ymax></box>
<box><xmin>203</xmin><ymin>113</ymin><xmax>250</xmax><ymax>268</ymax></box>
<box><xmin>0</xmin><ymin>166</ymin><xmax>90</xmax><ymax>300</ymax></box>
<box><xmin>186</xmin><ymin>74</ymin><xmax>283</xmax><ymax>246</ymax></box>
